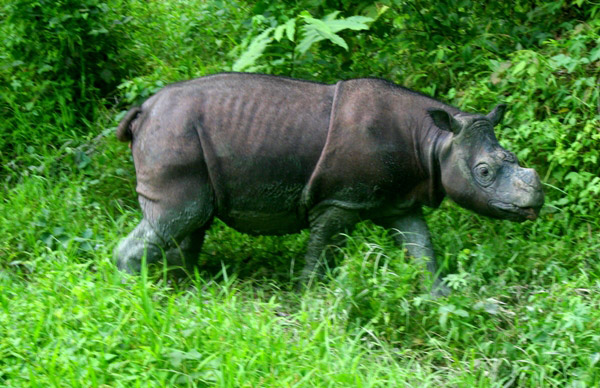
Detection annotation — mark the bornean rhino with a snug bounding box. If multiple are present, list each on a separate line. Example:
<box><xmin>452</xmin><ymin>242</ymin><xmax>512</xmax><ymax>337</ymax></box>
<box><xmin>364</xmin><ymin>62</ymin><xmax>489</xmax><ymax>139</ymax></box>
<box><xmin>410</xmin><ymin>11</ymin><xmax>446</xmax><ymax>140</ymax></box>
<box><xmin>115</xmin><ymin>73</ymin><xmax>544</xmax><ymax>294</ymax></box>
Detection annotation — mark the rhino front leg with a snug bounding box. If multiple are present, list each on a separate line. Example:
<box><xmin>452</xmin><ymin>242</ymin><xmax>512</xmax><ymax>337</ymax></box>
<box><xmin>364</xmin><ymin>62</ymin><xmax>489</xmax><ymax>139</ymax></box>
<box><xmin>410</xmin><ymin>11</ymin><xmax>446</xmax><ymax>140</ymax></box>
<box><xmin>376</xmin><ymin>210</ymin><xmax>450</xmax><ymax>296</ymax></box>
<box><xmin>299</xmin><ymin>206</ymin><xmax>359</xmax><ymax>287</ymax></box>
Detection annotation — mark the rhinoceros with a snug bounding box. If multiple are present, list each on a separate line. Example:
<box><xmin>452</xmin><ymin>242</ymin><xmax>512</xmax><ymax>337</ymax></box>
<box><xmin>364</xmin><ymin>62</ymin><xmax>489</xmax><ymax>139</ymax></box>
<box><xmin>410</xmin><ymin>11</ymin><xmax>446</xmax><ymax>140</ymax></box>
<box><xmin>115</xmin><ymin>73</ymin><xmax>544</xmax><ymax>294</ymax></box>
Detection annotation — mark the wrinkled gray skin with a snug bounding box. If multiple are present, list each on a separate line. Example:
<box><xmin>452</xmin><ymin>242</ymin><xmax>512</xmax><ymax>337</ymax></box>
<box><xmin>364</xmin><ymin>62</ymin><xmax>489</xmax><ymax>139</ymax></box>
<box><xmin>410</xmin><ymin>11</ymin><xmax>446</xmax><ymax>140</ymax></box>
<box><xmin>115</xmin><ymin>73</ymin><xmax>544</xmax><ymax>295</ymax></box>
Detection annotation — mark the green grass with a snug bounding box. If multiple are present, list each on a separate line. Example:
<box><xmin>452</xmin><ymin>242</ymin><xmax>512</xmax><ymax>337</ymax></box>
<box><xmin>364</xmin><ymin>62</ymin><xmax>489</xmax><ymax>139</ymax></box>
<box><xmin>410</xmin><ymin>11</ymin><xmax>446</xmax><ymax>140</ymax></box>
<box><xmin>1</xmin><ymin>133</ymin><xmax>599</xmax><ymax>387</ymax></box>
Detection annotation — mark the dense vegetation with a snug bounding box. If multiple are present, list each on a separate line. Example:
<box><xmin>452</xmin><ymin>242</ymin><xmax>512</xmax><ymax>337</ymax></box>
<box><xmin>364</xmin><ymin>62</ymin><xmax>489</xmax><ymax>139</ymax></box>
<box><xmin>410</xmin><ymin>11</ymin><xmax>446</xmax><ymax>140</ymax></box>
<box><xmin>1</xmin><ymin>0</ymin><xmax>599</xmax><ymax>386</ymax></box>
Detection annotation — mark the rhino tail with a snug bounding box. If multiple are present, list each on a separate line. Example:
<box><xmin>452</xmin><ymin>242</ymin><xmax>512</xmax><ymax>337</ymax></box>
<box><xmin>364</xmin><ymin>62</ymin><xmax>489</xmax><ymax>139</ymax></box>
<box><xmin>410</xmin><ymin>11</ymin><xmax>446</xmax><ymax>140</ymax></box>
<box><xmin>116</xmin><ymin>107</ymin><xmax>142</xmax><ymax>142</ymax></box>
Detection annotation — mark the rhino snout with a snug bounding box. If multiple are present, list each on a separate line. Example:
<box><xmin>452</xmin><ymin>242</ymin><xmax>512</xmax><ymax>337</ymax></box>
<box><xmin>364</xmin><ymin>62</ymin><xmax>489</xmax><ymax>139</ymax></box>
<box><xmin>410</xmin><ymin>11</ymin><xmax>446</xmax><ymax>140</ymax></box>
<box><xmin>516</xmin><ymin>168</ymin><xmax>544</xmax><ymax>207</ymax></box>
<box><xmin>487</xmin><ymin>167</ymin><xmax>544</xmax><ymax>221</ymax></box>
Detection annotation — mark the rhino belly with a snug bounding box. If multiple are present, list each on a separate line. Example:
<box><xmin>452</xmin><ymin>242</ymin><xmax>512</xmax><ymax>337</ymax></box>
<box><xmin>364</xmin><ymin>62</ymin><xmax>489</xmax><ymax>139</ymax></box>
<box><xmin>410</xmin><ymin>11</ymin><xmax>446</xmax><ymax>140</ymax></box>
<box><xmin>209</xmin><ymin>152</ymin><xmax>314</xmax><ymax>235</ymax></box>
<box><xmin>216</xmin><ymin>180</ymin><xmax>307</xmax><ymax>235</ymax></box>
<box><xmin>208</xmin><ymin>154</ymin><xmax>317</xmax><ymax>235</ymax></box>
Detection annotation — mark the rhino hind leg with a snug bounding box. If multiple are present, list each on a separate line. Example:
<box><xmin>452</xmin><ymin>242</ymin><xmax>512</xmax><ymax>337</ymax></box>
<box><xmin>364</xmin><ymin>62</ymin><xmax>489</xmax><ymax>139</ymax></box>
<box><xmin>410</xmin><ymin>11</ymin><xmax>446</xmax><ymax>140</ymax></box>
<box><xmin>116</xmin><ymin>185</ymin><xmax>215</xmax><ymax>274</ymax></box>
<box><xmin>299</xmin><ymin>206</ymin><xmax>359</xmax><ymax>287</ymax></box>
<box><xmin>115</xmin><ymin>218</ymin><xmax>167</xmax><ymax>273</ymax></box>
<box><xmin>116</xmin><ymin>217</ymin><xmax>212</xmax><ymax>274</ymax></box>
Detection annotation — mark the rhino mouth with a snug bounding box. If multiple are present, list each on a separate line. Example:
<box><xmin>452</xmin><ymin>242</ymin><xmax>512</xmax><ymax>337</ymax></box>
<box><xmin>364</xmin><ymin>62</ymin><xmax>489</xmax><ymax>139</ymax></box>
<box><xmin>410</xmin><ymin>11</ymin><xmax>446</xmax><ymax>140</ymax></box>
<box><xmin>488</xmin><ymin>200</ymin><xmax>539</xmax><ymax>221</ymax></box>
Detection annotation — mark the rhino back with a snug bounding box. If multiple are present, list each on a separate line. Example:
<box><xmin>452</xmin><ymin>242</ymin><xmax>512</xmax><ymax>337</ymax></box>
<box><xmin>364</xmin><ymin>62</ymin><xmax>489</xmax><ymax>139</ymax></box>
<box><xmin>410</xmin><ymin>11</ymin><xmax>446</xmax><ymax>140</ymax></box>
<box><xmin>136</xmin><ymin>73</ymin><xmax>335</xmax><ymax>234</ymax></box>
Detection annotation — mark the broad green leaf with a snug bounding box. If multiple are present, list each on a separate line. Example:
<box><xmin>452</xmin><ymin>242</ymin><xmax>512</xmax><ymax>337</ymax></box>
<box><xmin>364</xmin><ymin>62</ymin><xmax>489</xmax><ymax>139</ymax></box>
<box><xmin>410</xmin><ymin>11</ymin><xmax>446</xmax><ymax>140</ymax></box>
<box><xmin>326</xmin><ymin>17</ymin><xmax>373</xmax><ymax>33</ymax></box>
<box><xmin>296</xmin><ymin>29</ymin><xmax>323</xmax><ymax>55</ymax></box>
<box><xmin>511</xmin><ymin>60</ymin><xmax>527</xmax><ymax>75</ymax></box>
<box><xmin>439</xmin><ymin>312</ymin><xmax>448</xmax><ymax>330</ymax></box>
<box><xmin>439</xmin><ymin>304</ymin><xmax>456</xmax><ymax>314</ymax></box>
<box><xmin>590</xmin><ymin>45</ymin><xmax>600</xmax><ymax>61</ymax></box>
<box><xmin>284</xmin><ymin>18</ymin><xmax>296</xmax><ymax>42</ymax></box>
<box><xmin>296</xmin><ymin>12</ymin><xmax>373</xmax><ymax>55</ymax></box>
<box><xmin>302</xmin><ymin>16</ymin><xmax>348</xmax><ymax>50</ymax></box>
<box><xmin>274</xmin><ymin>25</ymin><xmax>285</xmax><ymax>42</ymax></box>
<box><xmin>232</xmin><ymin>27</ymin><xmax>273</xmax><ymax>72</ymax></box>
<box><xmin>274</xmin><ymin>18</ymin><xmax>295</xmax><ymax>42</ymax></box>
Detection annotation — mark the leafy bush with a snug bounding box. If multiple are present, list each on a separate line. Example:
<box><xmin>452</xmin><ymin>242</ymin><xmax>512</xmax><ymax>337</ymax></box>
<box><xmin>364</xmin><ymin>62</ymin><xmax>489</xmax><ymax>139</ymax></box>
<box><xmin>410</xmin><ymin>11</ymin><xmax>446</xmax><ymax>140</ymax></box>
<box><xmin>0</xmin><ymin>0</ymin><xmax>137</xmax><ymax>176</ymax></box>
<box><xmin>455</xmin><ymin>20</ymin><xmax>600</xmax><ymax>220</ymax></box>
<box><xmin>231</xmin><ymin>10</ymin><xmax>374</xmax><ymax>75</ymax></box>
<box><xmin>107</xmin><ymin>0</ymin><xmax>250</xmax><ymax>105</ymax></box>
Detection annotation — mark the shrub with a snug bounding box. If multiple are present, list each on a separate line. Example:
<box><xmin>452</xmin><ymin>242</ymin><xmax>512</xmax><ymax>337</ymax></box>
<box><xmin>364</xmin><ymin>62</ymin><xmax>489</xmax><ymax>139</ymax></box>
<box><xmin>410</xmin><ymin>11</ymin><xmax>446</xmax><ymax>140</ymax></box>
<box><xmin>0</xmin><ymin>0</ymin><xmax>137</xmax><ymax>174</ymax></box>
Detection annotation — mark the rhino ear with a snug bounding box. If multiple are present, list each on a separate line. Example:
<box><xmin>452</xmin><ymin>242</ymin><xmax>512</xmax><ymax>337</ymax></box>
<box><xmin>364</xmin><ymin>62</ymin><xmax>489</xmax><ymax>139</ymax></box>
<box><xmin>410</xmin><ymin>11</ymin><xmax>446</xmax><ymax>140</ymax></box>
<box><xmin>487</xmin><ymin>104</ymin><xmax>507</xmax><ymax>126</ymax></box>
<box><xmin>428</xmin><ymin>109</ymin><xmax>462</xmax><ymax>134</ymax></box>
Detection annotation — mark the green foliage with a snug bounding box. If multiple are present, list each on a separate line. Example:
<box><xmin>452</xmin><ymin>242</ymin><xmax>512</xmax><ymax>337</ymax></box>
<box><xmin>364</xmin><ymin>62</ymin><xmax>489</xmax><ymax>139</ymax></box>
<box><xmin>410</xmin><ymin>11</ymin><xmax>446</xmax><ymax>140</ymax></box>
<box><xmin>3</xmin><ymin>0</ymin><xmax>134</xmax><ymax>98</ymax></box>
<box><xmin>0</xmin><ymin>0</ymin><xmax>137</xmax><ymax>180</ymax></box>
<box><xmin>295</xmin><ymin>11</ymin><xmax>372</xmax><ymax>54</ymax></box>
<box><xmin>455</xmin><ymin>20</ymin><xmax>600</xmax><ymax>219</ymax></box>
<box><xmin>231</xmin><ymin>10</ymin><xmax>374</xmax><ymax>74</ymax></box>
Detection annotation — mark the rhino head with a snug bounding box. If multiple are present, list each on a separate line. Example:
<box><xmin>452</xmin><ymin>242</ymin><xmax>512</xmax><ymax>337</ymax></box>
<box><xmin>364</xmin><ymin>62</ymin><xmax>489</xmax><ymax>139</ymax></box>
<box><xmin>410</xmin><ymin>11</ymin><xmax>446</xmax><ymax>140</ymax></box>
<box><xmin>431</xmin><ymin>104</ymin><xmax>544</xmax><ymax>221</ymax></box>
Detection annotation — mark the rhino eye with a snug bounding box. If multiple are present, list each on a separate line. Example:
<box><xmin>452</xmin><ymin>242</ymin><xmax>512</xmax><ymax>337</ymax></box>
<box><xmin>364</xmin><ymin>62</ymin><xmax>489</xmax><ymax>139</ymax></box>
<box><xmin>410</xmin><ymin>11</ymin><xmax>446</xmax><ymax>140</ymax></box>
<box><xmin>474</xmin><ymin>163</ymin><xmax>495</xmax><ymax>186</ymax></box>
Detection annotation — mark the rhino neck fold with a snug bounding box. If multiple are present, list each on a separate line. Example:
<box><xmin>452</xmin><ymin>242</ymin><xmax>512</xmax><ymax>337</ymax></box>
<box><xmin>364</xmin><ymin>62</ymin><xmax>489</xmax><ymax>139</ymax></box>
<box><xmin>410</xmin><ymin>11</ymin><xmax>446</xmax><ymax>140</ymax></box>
<box><xmin>300</xmin><ymin>80</ymin><xmax>343</xmax><ymax>213</ymax></box>
<box><xmin>415</xmin><ymin>122</ymin><xmax>450</xmax><ymax>208</ymax></box>
<box><xmin>302</xmin><ymin>78</ymin><xmax>452</xmax><ymax>213</ymax></box>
